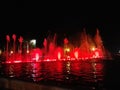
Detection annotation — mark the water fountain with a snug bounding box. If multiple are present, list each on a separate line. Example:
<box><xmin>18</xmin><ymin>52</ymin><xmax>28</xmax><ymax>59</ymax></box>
<box><xmin>0</xmin><ymin>29</ymin><xmax>113</xmax><ymax>90</ymax></box>
<box><xmin>1</xmin><ymin>28</ymin><xmax>111</xmax><ymax>63</ymax></box>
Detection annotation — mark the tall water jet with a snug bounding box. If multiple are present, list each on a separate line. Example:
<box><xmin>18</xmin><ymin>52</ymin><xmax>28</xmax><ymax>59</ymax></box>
<box><xmin>18</xmin><ymin>36</ymin><xmax>23</xmax><ymax>54</ymax></box>
<box><xmin>18</xmin><ymin>36</ymin><xmax>23</xmax><ymax>61</ymax></box>
<box><xmin>43</xmin><ymin>38</ymin><xmax>47</xmax><ymax>55</ymax></box>
<box><xmin>56</xmin><ymin>47</ymin><xmax>63</xmax><ymax>60</ymax></box>
<box><xmin>6</xmin><ymin>35</ymin><xmax>10</xmax><ymax>60</ymax></box>
<box><xmin>48</xmin><ymin>42</ymin><xmax>56</xmax><ymax>58</ymax></box>
<box><xmin>63</xmin><ymin>37</ymin><xmax>70</xmax><ymax>59</ymax></box>
<box><xmin>94</xmin><ymin>28</ymin><xmax>105</xmax><ymax>58</ymax></box>
<box><xmin>42</xmin><ymin>33</ymin><xmax>58</xmax><ymax>60</ymax></box>
<box><xmin>79</xmin><ymin>28</ymin><xmax>90</xmax><ymax>59</ymax></box>
<box><xmin>94</xmin><ymin>28</ymin><xmax>112</xmax><ymax>59</ymax></box>
<box><xmin>48</xmin><ymin>33</ymin><xmax>57</xmax><ymax>57</ymax></box>
<box><xmin>12</xmin><ymin>34</ymin><xmax>16</xmax><ymax>54</ymax></box>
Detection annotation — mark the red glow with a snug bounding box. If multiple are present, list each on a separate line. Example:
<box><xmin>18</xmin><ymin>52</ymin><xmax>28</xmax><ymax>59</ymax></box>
<box><xmin>5</xmin><ymin>46</ymin><xmax>105</xmax><ymax>63</ymax></box>
<box><xmin>30</xmin><ymin>48</ymin><xmax>42</xmax><ymax>62</ymax></box>
<box><xmin>64</xmin><ymin>38</ymin><xmax>69</xmax><ymax>44</ymax></box>
<box><xmin>3</xmin><ymin>29</ymin><xmax>111</xmax><ymax>64</ymax></box>
<box><xmin>55</xmin><ymin>47</ymin><xmax>63</xmax><ymax>60</ymax></box>
<box><xmin>57</xmin><ymin>52</ymin><xmax>61</xmax><ymax>60</ymax></box>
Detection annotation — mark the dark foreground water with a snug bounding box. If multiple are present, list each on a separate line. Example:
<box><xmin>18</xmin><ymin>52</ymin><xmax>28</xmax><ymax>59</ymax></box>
<box><xmin>0</xmin><ymin>59</ymin><xmax>120</xmax><ymax>90</ymax></box>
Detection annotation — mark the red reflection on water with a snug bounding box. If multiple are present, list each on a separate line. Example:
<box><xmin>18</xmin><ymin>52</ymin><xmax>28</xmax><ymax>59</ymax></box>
<box><xmin>30</xmin><ymin>63</ymin><xmax>42</xmax><ymax>81</ymax></box>
<box><xmin>56</xmin><ymin>61</ymin><xmax>63</xmax><ymax>73</ymax></box>
<box><xmin>3</xmin><ymin>60</ymin><xmax>104</xmax><ymax>87</ymax></box>
<box><xmin>5</xmin><ymin>63</ymin><xmax>22</xmax><ymax>78</ymax></box>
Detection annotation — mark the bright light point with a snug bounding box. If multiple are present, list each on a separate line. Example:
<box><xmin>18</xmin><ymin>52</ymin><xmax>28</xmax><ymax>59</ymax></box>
<box><xmin>94</xmin><ymin>51</ymin><xmax>100</xmax><ymax>58</ymax></box>
<box><xmin>35</xmin><ymin>53</ymin><xmax>39</xmax><ymax>61</ymax></box>
<box><xmin>14</xmin><ymin>60</ymin><xmax>22</xmax><ymax>63</ymax></box>
<box><xmin>46</xmin><ymin>59</ymin><xmax>50</xmax><ymax>61</ymax></box>
<box><xmin>65</xmin><ymin>48</ymin><xmax>70</xmax><ymax>52</ymax></box>
<box><xmin>30</xmin><ymin>39</ymin><xmax>36</xmax><ymax>47</ymax></box>
<box><xmin>91</xmin><ymin>47</ymin><xmax>95</xmax><ymax>51</ymax></box>
<box><xmin>67</xmin><ymin>62</ymin><xmax>70</xmax><ymax>67</ymax></box>
<box><xmin>74</xmin><ymin>51</ymin><xmax>78</xmax><ymax>59</ymax></box>
<box><xmin>10</xmin><ymin>50</ymin><xmax>13</xmax><ymax>54</ymax></box>
<box><xmin>66</xmin><ymin>48</ymin><xmax>70</xmax><ymax>52</ymax></box>
<box><xmin>66</xmin><ymin>77</ymin><xmax>69</xmax><ymax>79</ymax></box>
<box><xmin>27</xmin><ymin>50</ymin><xmax>29</xmax><ymax>53</ymax></box>
<box><xmin>57</xmin><ymin>52</ymin><xmax>61</xmax><ymax>60</ymax></box>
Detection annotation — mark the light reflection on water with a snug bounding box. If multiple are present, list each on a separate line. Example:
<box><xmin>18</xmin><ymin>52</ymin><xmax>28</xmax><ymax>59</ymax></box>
<box><xmin>0</xmin><ymin>60</ymin><xmax>104</xmax><ymax>89</ymax></box>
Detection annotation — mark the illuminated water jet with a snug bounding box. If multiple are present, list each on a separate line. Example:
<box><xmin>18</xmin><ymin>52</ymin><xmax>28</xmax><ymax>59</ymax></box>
<box><xmin>1</xmin><ymin>28</ymin><xmax>112</xmax><ymax>63</ymax></box>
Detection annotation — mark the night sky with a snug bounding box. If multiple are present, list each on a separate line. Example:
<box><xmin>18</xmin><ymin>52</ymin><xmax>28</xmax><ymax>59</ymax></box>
<box><xmin>1</xmin><ymin>3</ymin><xmax>120</xmax><ymax>53</ymax></box>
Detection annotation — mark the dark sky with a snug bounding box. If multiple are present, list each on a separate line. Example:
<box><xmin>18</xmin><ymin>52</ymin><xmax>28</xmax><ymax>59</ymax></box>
<box><xmin>1</xmin><ymin>4</ymin><xmax>120</xmax><ymax>53</ymax></box>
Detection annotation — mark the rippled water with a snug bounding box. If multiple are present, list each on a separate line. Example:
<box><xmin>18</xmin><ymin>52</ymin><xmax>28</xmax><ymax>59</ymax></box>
<box><xmin>0</xmin><ymin>59</ymin><xmax>119</xmax><ymax>90</ymax></box>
